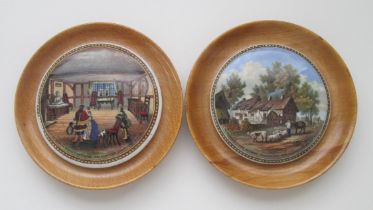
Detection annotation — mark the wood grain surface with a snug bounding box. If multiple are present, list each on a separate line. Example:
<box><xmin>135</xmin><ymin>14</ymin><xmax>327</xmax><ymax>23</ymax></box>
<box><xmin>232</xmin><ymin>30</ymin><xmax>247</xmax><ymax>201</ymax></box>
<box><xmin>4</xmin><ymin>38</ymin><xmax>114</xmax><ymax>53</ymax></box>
<box><xmin>15</xmin><ymin>23</ymin><xmax>182</xmax><ymax>189</ymax></box>
<box><xmin>186</xmin><ymin>20</ymin><xmax>357</xmax><ymax>189</ymax></box>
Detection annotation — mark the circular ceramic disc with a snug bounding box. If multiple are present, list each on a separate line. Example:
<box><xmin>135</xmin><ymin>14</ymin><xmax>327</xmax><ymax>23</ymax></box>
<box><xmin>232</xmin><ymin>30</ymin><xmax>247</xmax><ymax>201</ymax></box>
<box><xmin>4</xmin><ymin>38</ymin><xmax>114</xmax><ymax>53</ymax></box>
<box><xmin>36</xmin><ymin>43</ymin><xmax>162</xmax><ymax>168</ymax></box>
<box><xmin>186</xmin><ymin>20</ymin><xmax>357</xmax><ymax>189</ymax></box>
<box><xmin>15</xmin><ymin>23</ymin><xmax>182</xmax><ymax>189</ymax></box>
<box><xmin>210</xmin><ymin>45</ymin><xmax>330</xmax><ymax>164</ymax></box>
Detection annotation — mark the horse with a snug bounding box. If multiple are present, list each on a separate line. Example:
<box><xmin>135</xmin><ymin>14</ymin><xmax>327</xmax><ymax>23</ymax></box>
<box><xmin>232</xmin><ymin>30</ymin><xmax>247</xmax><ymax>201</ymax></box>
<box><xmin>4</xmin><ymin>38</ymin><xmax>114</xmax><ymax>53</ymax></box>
<box><xmin>291</xmin><ymin>121</ymin><xmax>306</xmax><ymax>134</ymax></box>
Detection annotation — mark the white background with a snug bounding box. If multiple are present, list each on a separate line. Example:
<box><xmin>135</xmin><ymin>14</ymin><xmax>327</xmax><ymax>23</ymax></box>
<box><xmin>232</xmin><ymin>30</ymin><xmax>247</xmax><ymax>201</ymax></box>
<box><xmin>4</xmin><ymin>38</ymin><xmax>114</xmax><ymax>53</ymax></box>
<box><xmin>1</xmin><ymin>0</ymin><xmax>372</xmax><ymax>209</ymax></box>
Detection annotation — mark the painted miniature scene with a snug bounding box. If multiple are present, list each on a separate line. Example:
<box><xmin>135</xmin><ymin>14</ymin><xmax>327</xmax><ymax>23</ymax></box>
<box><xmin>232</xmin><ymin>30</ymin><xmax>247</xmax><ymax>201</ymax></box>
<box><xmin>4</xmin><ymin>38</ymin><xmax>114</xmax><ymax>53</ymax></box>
<box><xmin>213</xmin><ymin>46</ymin><xmax>329</xmax><ymax>163</ymax></box>
<box><xmin>38</xmin><ymin>46</ymin><xmax>159</xmax><ymax>162</ymax></box>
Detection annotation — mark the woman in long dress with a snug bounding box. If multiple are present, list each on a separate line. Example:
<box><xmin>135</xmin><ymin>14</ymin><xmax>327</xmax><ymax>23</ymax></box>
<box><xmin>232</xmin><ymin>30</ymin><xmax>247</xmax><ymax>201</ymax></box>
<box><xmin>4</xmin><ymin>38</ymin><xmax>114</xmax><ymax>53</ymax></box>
<box><xmin>86</xmin><ymin>107</ymin><xmax>99</xmax><ymax>146</ymax></box>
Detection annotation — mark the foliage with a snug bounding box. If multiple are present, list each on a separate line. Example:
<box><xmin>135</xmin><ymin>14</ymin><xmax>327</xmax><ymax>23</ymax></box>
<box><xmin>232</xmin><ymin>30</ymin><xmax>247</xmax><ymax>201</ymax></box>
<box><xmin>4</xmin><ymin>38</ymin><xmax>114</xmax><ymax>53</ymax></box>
<box><xmin>251</xmin><ymin>62</ymin><xmax>301</xmax><ymax>99</ymax></box>
<box><xmin>216</xmin><ymin>108</ymin><xmax>227</xmax><ymax>120</ymax></box>
<box><xmin>221</xmin><ymin>73</ymin><xmax>246</xmax><ymax>104</ymax></box>
<box><xmin>295</xmin><ymin>82</ymin><xmax>320</xmax><ymax>124</ymax></box>
<box><xmin>250</xmin><ymin>62</ymin><xmax>320</xmax><ymax>124</ymax></box>
<box><xmin>239</xmin><ymin>119</ymin><xmax>250</xmax><ymax>131</ymax></box>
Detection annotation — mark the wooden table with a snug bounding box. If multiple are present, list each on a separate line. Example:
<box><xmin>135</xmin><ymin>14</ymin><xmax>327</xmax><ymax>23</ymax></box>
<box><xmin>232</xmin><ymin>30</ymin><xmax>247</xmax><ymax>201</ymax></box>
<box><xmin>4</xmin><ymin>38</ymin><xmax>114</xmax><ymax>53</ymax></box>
<box><xmin>97</xmin><ymin>97</ymin><xmax>115</xmax><ymax>110</ymax></box>
<box><xmin>47</xmin><ymin>103</ymin><xmax>69</xmax><ymax>121</ymax></box>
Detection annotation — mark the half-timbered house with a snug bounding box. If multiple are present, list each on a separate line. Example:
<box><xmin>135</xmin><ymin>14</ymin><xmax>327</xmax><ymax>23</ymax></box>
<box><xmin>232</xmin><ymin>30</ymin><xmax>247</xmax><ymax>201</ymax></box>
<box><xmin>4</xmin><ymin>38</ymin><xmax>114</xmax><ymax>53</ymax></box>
<box><xmin>231</xmin><ymin>96</ymin><xmax>298</xmax><ymax>126</ymax></box>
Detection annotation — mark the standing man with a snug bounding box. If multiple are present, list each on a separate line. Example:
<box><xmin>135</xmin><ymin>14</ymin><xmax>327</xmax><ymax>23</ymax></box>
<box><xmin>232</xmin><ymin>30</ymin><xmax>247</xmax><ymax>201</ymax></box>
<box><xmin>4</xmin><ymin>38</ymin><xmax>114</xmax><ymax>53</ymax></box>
<box><xmin>73</xmin><ymin>105</ymin><xmax>89</xmax><ymax>147</ymax></box>
<box><xmin>285</xmin><ymin>120</ymin><xmax>292</xmax><ymax>137</ymax></box>
<box><xmin>117</xmin><ymin>90</ymin><xmax>124</xmax><ymax>108</ymax></box>
<box><xmin>117</xmin><ymin>107</ymin><xmax>132</xmax><ymax>145</ymax></box>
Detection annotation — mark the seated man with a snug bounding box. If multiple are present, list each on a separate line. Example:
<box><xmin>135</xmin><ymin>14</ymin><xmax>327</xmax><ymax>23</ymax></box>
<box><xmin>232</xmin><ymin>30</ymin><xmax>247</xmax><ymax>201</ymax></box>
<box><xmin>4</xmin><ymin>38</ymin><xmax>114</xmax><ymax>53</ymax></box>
<box><xmin>53</xmin><ymin>91</ymin><xmax>63</xmax><ymax>104</ymax></box>
<box><xmin>73</xmin><ymin>105</ymin><xmax>89</xmax><ymax>147</ymax></box>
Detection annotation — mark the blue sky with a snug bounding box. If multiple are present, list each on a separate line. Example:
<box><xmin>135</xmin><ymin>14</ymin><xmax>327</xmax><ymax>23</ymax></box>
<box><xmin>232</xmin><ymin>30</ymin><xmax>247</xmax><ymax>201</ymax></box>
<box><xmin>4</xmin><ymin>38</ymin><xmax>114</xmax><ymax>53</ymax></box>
<box><xmin>216</xmin><ymin>46</ymin><xmax>329</xmax><ymax>120</ymax></box>
<box><xmin>225</xmin><ymin>46</ymin><xmax>323</xmax><ymax>84</ymax></box>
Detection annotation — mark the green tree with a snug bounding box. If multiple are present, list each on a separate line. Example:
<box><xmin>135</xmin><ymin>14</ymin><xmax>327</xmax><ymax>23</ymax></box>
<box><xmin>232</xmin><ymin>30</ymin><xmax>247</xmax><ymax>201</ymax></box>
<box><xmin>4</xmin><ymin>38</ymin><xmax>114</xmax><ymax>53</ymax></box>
<box><xmin>250</xmin><ymin>61</ymin><xmax>321</xmax><ymax>123</ymax></box>
<box><xmin>295</xmin><ymin>82</ymin><xmax>320</xmax><ymax>124</ymax></box>
<box><xmin>221</xmin><ymin>73</ymin><xmax>246</xmax><ymax>104</ymax></box>
<box><xmin>251</xmin><ymin>62</ymin><xmax>301</xmax><ymax>100</ymax></box>
<box><xmin>239</xmin><ymin>119</ymin><xmax>250</xmax><ymax>131</ymax></box>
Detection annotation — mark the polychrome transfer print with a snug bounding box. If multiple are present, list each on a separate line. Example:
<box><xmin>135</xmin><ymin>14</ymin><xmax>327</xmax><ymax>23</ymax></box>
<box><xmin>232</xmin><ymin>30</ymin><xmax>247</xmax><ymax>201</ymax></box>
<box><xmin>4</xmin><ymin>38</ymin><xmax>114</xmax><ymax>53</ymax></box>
<box><xmin>211</xmin><ymin>45</ymin><xmax>329</xmax><ymax>164</ymax></box>
<box><xmin>37</xmin><ymin>44</ymin><xmax>162</xmax><ymax>168</ymax></box>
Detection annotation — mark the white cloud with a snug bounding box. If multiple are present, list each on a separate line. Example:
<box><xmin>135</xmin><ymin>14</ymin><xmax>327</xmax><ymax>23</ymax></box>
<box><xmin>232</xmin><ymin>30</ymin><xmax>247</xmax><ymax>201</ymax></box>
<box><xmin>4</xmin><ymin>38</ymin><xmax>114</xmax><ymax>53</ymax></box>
<box><xmin>216</xmin><ymin>61</ymin><xmax>266</xmax><ymax>95</ymax></box>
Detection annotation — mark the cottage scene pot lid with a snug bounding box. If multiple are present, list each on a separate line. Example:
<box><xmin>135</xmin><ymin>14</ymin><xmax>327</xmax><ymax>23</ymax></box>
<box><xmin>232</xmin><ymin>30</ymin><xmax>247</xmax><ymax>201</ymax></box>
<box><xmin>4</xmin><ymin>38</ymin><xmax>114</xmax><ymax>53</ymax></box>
<box><xmin>210</xmin><ymin>45</ymin><xmax>330</xmax><ymax>164</ymax></box>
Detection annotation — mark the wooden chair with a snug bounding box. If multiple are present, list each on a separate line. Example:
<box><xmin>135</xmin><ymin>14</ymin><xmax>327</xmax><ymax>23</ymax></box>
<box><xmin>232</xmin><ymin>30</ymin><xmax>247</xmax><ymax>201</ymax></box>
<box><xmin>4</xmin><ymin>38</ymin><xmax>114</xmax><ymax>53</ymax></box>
<box><xmin>139</xmin><ymin>96</ymin><xmax>149</xmax><ymax>122</ymax></box>
<box><xmin>105</xmin><ymin>118</ymin><xmax>122</xmax><ymax>146</ymax></box>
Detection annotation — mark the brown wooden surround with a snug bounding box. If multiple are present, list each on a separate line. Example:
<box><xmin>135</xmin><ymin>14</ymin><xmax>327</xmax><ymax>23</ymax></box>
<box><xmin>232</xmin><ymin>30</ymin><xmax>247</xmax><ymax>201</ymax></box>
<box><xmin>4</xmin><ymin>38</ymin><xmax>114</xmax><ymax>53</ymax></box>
<box><xmin>15</xmin><ymin>23</ymin><xmax>182</xmax><ymax>189</ymax></box>
<box><xmin>186</xmin><ymin>20</ymin><xmax>357</xmax><ymax>189</ymax></box>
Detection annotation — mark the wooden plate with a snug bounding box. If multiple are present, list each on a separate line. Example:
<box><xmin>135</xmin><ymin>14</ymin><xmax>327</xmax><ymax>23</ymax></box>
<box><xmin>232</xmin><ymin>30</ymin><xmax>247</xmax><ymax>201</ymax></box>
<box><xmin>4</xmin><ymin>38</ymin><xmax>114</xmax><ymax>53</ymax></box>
<box><xmin>15</xmin><ymin>23</ymin><xmax>182</xmax><ymax>189</ymax></box>
<box><xmin>186</xmin><ymin>20</ymin><xmax>357</xmax><ymax>189</ymax></box>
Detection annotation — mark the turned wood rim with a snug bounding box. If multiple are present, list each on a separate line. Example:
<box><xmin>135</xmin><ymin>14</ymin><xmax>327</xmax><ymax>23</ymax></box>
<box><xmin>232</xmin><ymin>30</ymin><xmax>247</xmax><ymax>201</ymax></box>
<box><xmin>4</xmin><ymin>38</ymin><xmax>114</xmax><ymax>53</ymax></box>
<box><xmin>15</xmin><ymin>22</ymin><xmax>182</xmax><ymax>189</ymax></box>
<box><xmin>186</xmin><ymin>20</ymin><xmax>357</xmax><ymax>189</ymax></box>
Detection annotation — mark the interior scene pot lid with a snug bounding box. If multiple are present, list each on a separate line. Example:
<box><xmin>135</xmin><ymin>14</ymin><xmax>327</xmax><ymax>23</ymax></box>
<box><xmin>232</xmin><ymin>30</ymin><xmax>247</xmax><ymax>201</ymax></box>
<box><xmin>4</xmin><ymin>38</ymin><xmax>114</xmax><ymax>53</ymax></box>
<box><xmin>36</xmin><ymin>43</ymin><xmax>162</xmax><ymax>168</ymax></box>
<box><xmin>211</xmin><ymin>44</ymin><xmax>329</xmax><ymax>164</ymax></box>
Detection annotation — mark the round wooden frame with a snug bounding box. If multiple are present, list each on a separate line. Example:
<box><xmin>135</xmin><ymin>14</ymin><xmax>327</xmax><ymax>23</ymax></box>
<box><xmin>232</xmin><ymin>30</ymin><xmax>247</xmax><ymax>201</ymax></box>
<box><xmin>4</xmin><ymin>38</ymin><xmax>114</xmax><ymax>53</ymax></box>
<box><xmin>186</xmin><ymin>20</ymin><xmax>357</xmax><ymax>189</ymax></box>
<box><xmin>15</xmin><ymin>23</ymin><xmax>182</xmax><ymax>189</ymax></box>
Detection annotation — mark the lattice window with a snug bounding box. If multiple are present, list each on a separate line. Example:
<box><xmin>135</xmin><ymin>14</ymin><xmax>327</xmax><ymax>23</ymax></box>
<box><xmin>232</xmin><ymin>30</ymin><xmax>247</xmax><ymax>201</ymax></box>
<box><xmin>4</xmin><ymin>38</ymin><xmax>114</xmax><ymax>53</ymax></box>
<box><xmin>91</xmin><ymin>82</ymin><xmax>117</xmax><ymax>96</ymax></box>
